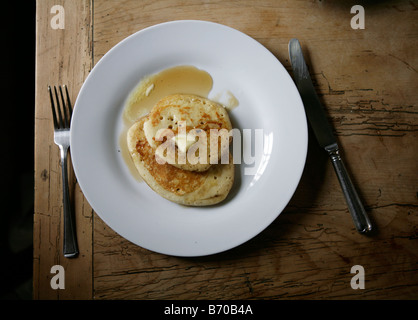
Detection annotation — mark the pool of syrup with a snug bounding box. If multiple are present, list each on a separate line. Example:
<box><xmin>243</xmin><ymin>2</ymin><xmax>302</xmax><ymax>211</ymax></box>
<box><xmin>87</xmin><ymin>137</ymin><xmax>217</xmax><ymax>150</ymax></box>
<box><xmin>123</xmin><ymin>65</ymin><xmax>213</xmax><ymax>125</ymax></box>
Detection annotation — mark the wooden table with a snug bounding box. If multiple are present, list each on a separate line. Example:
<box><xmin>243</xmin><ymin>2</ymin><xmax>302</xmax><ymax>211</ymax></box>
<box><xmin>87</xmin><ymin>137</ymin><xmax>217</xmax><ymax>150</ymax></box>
<box><xmin>34</xmin><ymin>0</ymin><xmax>418</xmax><ymax>300</ymax></box>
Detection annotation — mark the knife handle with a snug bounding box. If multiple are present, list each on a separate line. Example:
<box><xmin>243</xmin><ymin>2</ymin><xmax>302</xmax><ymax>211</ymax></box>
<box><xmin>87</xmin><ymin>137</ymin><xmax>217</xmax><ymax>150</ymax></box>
<box><xmin>328</xmin><ymin>148</ymin><xmax>372</xmax><ymax>234</ymax></box>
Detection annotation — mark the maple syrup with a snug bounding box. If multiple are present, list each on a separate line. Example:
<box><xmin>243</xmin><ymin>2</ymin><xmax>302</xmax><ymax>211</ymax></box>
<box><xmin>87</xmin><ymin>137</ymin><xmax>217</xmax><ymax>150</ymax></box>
<box><xmin>123</xmin><ymin>65</ymin><xmax>213</xmax><ymax>125</ymax></box>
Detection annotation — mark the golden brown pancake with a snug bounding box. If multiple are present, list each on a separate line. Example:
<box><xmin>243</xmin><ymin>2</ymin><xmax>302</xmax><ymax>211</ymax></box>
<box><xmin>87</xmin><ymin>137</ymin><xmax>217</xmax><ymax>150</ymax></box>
<box><xmin>143</xmin><ymin>94</ymin><xmax>233</xmax><ymax>172</ymax></box>
<box><xmin>127</xmin><ymin>116</ymin><xmax>234</xmax><ymax>206</ymax></box>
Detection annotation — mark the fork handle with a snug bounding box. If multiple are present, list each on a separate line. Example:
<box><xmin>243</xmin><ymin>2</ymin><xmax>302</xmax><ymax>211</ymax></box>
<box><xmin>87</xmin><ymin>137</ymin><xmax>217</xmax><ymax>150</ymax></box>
<box><xmin>60</xmin><ymin>146</ymin><xmax>79</xmax><ymax>258</ymax></box>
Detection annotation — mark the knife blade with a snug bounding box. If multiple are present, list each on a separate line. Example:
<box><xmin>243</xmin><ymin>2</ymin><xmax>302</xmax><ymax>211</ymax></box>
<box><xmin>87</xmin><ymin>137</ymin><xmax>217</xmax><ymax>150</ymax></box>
<box><xmin>288</xmin><ymin>38</ymin><xmax>372</xmax><ymax>234</ymax></box>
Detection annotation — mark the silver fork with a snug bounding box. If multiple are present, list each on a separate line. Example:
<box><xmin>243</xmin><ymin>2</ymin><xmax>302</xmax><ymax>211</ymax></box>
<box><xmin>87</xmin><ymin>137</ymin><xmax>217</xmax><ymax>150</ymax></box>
<box><xmin>48</xmin><ymin>85</ymin><xmax>79</xmax><ymax>258</ymax></box>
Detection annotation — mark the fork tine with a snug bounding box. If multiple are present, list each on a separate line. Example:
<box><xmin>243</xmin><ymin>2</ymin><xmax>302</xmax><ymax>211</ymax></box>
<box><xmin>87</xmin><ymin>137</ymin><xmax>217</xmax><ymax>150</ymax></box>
<box><xmin>59</xmin><ymin>85</ymin><xmax>69</xmax><ymax>128</ymax></box>
<box><xmin>64</xmin><ymin>85</ymin><xmax>73</xmax><ymax>118</ymax></box>
<box><xmin>54</xmin><ymin>86</ymin><xmax>64</xmax><ymax>129</ymax></box>
<box><xmin>48</xmin><ymin>85</ymin><xmax>58</xmax><ymax>129</ymax></box>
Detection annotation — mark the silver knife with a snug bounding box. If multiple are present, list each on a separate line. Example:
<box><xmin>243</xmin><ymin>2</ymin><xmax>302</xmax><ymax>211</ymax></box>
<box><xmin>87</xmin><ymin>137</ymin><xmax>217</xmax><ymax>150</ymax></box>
<box><xmin>288</xmin><ymin>38</ymin><xmax>372</xmax><ymax>234</ymax></box>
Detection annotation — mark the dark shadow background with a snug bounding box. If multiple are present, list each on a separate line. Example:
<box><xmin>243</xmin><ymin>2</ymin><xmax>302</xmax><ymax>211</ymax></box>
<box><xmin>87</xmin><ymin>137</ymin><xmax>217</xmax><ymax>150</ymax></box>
<box><xmin>0</xmin><ymin>2</ymin><xmax>36</xmax><ymax>299</ymax></box>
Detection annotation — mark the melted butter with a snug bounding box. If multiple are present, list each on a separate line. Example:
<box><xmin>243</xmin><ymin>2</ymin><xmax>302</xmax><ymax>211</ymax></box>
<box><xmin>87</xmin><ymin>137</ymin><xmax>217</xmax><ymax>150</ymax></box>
<box><xmin>120</xmin><ymin>65</ymin><xmax>213</xmax><ymax>181</ymax></box>
<box><xmin>212</xmin><ymin>90</ymin><xmax>239</xmax><ymax>111</ymax></box>
<box><xmin>123</xmin><ymin>65</ymin><xmax>213</xmax><ymax>125</ymax></box>
<box><xmin>226</xmin><ymin>91</ymin><xmax>239</xmax><ymax>110</ymax></box>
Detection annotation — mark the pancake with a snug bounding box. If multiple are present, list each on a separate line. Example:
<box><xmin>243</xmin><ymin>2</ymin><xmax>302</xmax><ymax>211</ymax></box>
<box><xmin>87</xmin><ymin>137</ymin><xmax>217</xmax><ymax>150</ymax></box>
<box><xmin>143</xmin><ymin>94</ymin><xmax>233</xmax><ymax>172</ymax></box>
<box><xmin>127</xmin><ymin>116</ymin><xmax>234</xmax><ymax>206</ymax></box>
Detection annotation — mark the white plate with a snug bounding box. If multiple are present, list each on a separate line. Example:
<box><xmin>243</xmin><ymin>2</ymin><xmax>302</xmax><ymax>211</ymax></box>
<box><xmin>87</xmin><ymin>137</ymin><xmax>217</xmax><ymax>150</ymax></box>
<box><xmin>71</xmin><ymin>20</ymin><xmax>307</xmax><ymax>257</ymax></box>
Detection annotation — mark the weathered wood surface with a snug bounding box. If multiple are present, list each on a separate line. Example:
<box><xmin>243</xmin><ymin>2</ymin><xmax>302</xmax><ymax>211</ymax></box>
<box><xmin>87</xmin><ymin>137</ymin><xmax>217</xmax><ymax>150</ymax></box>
<box><xmin>34</xmin><ymin>0</ymin><xmax>93</xmax><ymax>299</ymax></box>
<box><xmin>34</xmin><ymin>0</ymin><xmax>417</xmax><ymax>299</ymax></box>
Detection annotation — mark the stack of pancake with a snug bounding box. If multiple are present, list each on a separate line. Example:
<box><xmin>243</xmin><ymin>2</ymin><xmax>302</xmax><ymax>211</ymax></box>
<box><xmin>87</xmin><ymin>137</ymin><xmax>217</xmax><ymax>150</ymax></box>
<box><xmin>127</xmin><ymin>94</ymin><xmax>234</xmax><ymax>206</ymax></box>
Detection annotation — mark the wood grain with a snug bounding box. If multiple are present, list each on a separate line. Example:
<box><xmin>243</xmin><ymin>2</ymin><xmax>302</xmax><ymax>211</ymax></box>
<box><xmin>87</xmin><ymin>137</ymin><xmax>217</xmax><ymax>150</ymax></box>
<box><xmin>34</xmin><ymin>0</ymin><xmax>418</xmax><ymax>300</ymax></box>
<box><xmin>34</xmin><ymin>0</ymin><xmax>93</xmax><ymax>299</ymax></box>
<box><xmin>91</xmin><ymin>0</ymin><xmax>418</xmax><ymax>300</ymax></box>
